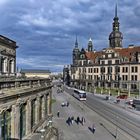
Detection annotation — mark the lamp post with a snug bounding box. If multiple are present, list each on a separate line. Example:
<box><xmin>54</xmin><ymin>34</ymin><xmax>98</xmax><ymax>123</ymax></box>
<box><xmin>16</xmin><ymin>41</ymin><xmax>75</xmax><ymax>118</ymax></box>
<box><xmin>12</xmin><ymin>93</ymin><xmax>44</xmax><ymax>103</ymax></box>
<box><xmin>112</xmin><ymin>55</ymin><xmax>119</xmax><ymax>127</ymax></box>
<box><xmin>139</xmin><ymin>81</ymin><xmax>140</xmax><ymax>99</ymax></box>
<box><xmin>115</xmin><ymin>116</ymin><xmax>118</xmax><ymax>139</ymax></box>
<box><xmin>0</xmin><ymin>113</ymin><xmax>2</xmax><ymax>139</ymax></box>
<box><xmin>128</xmin><ymin>81</ymin><xmax>131</xmax><ymax>97</ymax></box>
<box><xmin>40</xmin><ymin>129</ymin><xmax>45</xmax><ymax>140</ymax></box>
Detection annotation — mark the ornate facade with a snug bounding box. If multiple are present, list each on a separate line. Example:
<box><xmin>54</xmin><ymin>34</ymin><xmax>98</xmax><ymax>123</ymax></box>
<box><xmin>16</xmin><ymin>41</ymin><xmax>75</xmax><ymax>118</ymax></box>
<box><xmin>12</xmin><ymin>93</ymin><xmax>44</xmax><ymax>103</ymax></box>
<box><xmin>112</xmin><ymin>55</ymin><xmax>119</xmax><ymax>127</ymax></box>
<box><xmin>69</xmin><ymin>6</ymin><xmax>140</xmax><ymax>96</ymax></box>
<box><xmin>0</xmin><ymin>77</ymin><xmax>52</xmax><ymax>139</ymax></box>
<box><xmin>0</xmin><ymin>35</ymin><xmax>18</xmax><ymax>76</ymax></box>
<box><xmin>0</xmin><ymin>35</ymin><xmax>54</xmax><ymax>139</ymax></box>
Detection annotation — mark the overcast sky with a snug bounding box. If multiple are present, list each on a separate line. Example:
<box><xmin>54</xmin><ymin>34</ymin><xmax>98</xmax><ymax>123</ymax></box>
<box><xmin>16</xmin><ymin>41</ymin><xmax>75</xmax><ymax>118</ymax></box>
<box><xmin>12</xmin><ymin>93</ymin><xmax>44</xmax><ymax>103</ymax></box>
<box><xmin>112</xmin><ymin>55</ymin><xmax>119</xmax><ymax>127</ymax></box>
<box><xmin>0</xmin><ymin>0</ymin><xmax>140</xmax><ymax>72</ymax></box>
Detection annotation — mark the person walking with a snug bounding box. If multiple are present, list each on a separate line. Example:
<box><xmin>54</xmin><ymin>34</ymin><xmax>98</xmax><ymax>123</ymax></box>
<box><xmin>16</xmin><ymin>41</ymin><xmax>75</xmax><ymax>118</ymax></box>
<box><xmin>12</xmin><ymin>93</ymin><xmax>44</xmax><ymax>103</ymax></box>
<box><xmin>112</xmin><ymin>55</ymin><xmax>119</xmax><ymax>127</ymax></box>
<box><xmin>81</xmin><ymin>117</ymin><xmax>85</xmax><ymax>125</ymax></box>
<box><xmin>92</xmin><ymin>124</ymin><xmax>96</xmax><ymax>133</ymax></box>
<box><xmin>57</xmin><ymin>111</ymin><xmax>60</xmax><ymax>117</ymax></box>
<box><xmin>66</xmin><ymin>101</ymin><xmax>69</xmax><ymax>107</ymax></box>
<box><xmin>71</xmin><ymin>116</ymin><xmax>74</xmax><ymax>124</ymax></box>
<box><xmin>77</xmin><ymin>116</ymin><xmax>80</xmax><ymax>125</ymax></box>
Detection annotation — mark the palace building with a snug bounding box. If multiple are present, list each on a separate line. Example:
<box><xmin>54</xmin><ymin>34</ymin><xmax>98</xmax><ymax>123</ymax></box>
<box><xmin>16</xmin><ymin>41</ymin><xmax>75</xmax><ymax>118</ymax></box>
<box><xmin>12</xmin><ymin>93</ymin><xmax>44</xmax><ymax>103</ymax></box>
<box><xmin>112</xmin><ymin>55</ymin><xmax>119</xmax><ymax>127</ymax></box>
<box><xmin>0</xmin><ymin>35</ymin><xmax>18</xmax><ymax>76</ymax></box>
<box><xmin>69</xmin><ymin>5</ymin><xmax>140</xmax><ymax>96</ymax></box>
<box><xmin>0</xmin><ymin>35</ymin><xmax>54</xmax><ymax>140</ymax></box>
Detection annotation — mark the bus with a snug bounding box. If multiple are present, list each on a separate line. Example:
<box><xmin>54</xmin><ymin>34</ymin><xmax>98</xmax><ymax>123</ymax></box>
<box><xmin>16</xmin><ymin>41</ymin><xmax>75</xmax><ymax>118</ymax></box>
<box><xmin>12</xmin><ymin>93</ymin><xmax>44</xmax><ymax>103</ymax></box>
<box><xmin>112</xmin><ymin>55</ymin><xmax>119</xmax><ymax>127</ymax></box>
<box><xmin>73</xmin><ymin>89</ymin><xmax>86</xmax><ymax>101</ymax></box>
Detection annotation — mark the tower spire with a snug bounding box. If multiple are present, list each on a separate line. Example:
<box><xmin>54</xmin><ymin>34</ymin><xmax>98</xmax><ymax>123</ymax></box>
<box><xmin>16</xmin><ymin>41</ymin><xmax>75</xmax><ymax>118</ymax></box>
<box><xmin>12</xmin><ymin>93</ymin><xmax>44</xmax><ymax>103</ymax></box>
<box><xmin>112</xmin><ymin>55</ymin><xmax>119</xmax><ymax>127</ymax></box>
<box><xmin>115</xmin><ymin>3</ymin><xmax>117</xmax><ymax>18</ymax></box>
<box><xmin>109</xmin><ymin>3</ymin><xmax>123</xmax><ymax>48</ymax></box>
<box><xmin>75</xmin><ymin>35</ymin><xmax>78</xmax><ymax>48</ymax></box>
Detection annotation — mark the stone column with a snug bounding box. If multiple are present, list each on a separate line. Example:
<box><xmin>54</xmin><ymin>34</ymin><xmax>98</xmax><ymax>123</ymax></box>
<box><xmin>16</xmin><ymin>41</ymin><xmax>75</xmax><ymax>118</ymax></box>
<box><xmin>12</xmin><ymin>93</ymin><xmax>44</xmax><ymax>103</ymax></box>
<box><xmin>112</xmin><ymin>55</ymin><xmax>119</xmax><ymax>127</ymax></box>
<box><xmin>47</xmin><ymin>92</ymin><xmax>52</xmax><ymax>116</ymax></box>
<box><xmin>44</xmin><ymin>94</ymin><xmax>48</xmax><ymax>117</ymax></box>
<box><xmin>11</xmin><ymin>104</ymin><xmax>20</xmax><ymax>139</ymax></box>
<box><xmin>42</xmin><ymin>95</ymin><xmax>46</xmax><ymax>119</ymax></box>
<box><xmin>26</xmin><ymin>100</ymin><xmax>31</xmax><ymax>135</ymax></box>
<box><xmin>35</xmin><ymin>97</ymin><xmax>40</xmax><ymax>125</ymax></box>
<box><xmin>11</xmin><ymin>60</ymin><xmax>14</xmax><ymax>73</ymax></box>
<box><xmin>0</xmin><ymin>111</ymin><xmax>2</xmax><ymax>139</ymax></box>
<box><xmin>0</xmin><ymin>56</ymin><xmax>2</xmax><ymax>74</ymax></box>
<box><xmin>3</xmin><ymin>58</ymin><xmax>7</xmax><ymax>73</ymax></box>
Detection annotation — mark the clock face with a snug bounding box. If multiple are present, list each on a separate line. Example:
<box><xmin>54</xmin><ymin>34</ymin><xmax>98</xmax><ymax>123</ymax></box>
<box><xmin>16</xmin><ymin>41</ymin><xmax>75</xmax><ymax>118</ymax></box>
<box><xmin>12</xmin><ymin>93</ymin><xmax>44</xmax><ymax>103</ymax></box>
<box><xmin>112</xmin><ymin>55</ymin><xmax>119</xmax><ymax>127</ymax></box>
<box><xmin>80</xmin><ymin>54</ymin><xmax>85</xmax><ymax>59</ymax></box>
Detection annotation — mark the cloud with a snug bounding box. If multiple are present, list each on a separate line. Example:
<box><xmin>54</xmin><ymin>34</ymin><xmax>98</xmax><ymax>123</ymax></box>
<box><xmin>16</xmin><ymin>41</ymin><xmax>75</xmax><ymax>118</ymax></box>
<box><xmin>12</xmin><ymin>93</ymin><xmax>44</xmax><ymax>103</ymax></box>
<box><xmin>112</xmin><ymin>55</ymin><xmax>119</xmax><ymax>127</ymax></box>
<box><xmin>0</xmin><ymin>0</ymin><xmax>140</xmax><ymax>72</ymax></box>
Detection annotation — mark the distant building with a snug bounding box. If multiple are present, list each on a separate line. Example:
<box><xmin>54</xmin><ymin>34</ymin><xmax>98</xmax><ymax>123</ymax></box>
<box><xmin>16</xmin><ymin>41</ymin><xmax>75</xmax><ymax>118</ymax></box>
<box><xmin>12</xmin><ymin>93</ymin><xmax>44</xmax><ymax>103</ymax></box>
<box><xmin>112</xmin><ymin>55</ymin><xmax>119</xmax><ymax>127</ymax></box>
<box><xmin>21</xmin><ymin>69</ymin><xmax>51</xmax><ymax>78</ymax></box>
<box><xmin>63</xmin><ymin>65</ymin><xmax>70</xmax><ymax>86</ymax></box>
<box><xmin>0</xmin><ymin>35</ymin><xmax>18</xmax><ymax>76</ymax></box>
<box><xmin>69</xmin><ymin>5</ymin><xmax>140</xmax><ymax>95</ymax></box>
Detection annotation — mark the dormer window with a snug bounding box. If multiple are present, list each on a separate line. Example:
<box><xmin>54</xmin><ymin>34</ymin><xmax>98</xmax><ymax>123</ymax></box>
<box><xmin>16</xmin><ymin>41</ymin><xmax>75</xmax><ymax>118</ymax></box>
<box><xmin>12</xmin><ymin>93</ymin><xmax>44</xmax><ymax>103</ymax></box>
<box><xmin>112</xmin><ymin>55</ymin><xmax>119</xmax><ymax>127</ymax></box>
<box><xmin>108</xmin><ymin>54</ymin><xmax>112</xmax><ymax>58</ymax></box>
<box><xmin>114</xmin><ymin>53</ymin><xmax>118</xmax><ymax>57</ymax></box>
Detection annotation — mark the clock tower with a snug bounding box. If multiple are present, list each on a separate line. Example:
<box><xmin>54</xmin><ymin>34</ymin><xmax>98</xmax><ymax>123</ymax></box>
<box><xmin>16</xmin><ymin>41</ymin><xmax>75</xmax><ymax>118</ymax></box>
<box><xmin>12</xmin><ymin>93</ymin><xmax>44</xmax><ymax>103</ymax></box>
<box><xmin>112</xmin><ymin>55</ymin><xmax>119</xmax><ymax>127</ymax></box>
<box><xmin>109</xmin><ymin>4</ymin><xmax>123</xmax><ymax>48</ymax></box>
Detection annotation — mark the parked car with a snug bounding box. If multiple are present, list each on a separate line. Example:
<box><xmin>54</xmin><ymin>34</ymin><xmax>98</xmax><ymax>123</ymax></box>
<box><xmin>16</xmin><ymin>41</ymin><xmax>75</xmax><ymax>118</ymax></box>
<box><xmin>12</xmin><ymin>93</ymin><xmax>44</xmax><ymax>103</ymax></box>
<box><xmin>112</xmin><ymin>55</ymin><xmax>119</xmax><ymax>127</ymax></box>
<box><xmin>117</xmin><ymin>94</ymin><xmax>128</xmax><ymax>99</ymax></box>
<box><xmin>126</xmin><ymin>99</ymin><xmax>133</xmax><ymax>105</ymax></box>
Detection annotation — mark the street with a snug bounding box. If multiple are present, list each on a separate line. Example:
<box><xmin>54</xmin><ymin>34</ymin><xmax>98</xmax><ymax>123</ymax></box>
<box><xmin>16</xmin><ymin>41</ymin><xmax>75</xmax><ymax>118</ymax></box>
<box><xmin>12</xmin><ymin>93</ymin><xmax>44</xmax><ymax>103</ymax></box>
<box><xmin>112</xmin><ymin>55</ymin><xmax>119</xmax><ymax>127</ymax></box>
<box><xmin>64</xmin><ymin>86</ymin><xmax>140</xmax><ymax>140</ymax></box>
<box><xmin>52</xmin><ymin>86</ymin><xmax>119</xmax><ymax>140</ymax></box>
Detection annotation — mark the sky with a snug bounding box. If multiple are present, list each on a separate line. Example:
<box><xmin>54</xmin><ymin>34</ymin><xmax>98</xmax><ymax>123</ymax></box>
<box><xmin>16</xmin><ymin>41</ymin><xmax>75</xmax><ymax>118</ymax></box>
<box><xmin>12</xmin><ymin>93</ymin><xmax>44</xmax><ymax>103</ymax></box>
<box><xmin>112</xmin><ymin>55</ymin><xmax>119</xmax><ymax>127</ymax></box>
<box><xmin>0</xmin><ymin>0</ymin><xmax>140</xmax><ymax>72</ymax></box>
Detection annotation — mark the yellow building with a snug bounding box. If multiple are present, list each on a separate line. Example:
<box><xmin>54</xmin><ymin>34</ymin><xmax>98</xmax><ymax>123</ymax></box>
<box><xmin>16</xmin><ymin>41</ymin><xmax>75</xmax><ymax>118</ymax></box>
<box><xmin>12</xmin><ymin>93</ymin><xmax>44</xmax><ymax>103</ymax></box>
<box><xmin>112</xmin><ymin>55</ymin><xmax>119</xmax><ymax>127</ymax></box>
<box><xmin>21</xmin><ymin>69</ymin><xmax>51</xmax><ymax>78</ymax></box>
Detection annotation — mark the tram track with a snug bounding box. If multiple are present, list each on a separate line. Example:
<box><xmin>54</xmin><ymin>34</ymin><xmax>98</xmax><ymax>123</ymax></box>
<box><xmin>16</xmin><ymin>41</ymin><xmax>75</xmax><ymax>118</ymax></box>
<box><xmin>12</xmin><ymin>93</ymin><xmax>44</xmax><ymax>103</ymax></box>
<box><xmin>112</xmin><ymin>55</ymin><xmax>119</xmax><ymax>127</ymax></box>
<box><xmin>85</xmin><ymin>96</ymin><xmax>140</xmax><ymax>140</ymax></box>
<box><xmin>64</xmin><ymin>86</ymin><xmax>140</xmax><ymax>140</ymax></box>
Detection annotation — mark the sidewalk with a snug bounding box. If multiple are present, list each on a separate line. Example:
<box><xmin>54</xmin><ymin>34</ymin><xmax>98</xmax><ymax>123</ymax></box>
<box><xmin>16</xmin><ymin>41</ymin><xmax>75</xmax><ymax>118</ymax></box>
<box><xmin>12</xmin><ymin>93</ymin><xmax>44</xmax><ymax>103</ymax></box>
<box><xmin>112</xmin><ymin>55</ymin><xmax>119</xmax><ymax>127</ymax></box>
<box><xmin>52</xmin><ymin>87</ymin><xmax>118</xmax><ymax>140</ymax></box>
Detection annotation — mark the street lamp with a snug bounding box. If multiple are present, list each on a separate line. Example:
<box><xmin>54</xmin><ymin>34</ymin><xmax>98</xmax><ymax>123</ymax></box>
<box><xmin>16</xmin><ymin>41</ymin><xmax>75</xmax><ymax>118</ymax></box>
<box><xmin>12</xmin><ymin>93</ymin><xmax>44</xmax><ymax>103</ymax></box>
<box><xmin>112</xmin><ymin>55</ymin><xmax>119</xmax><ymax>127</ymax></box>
<box><xmin>139</xmin><ymin>81</ymin><xmax>140</xmax><ymax>99</ymax></box>
<box><xmin>115</xmin><ymin>116</ymin><xmax>118</xmax><ymax>139</ymax></box>
<box><xmin>0</xmin><ymin>113</ymin><xmax>2</xmax><ymax>139</ymax></box>
<box><xmin>40</xmin><ymin>129</ymin><xmax>45</xmax><ymax>140</ymax></box>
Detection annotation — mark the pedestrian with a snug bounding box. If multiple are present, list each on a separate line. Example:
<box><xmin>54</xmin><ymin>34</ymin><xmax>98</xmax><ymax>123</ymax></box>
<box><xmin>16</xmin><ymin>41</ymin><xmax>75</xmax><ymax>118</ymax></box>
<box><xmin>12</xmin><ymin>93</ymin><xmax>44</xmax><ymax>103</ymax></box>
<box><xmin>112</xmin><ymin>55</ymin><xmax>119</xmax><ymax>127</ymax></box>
<box><xmin>81</xmin><ymin>117</ymin><xmax>85</xmax><ymax>125</ymax></box>
<box><xmin>71</xmin><ymin>116</ymin><xmax>74</xmax><ymax>124</ymax></box>
<box><xmin>83</xmin><ymin>117</ymin><xmax>86</xmax><ymax>123</ymax></box>
<box><xmin>67</xmin><ymin>101</ymin><xmax>69</xmax><ymax>107</ymax></box>
<box><xmin>77</xmin><ymin>116</ymin><xmax>80</xmax><ymax>125</ymax></box>
<box><xmin>68</xmin><ymin>117</ymin><xmax>71</xmax><ymax>126</ymax></box>
<box><xmin>57</xmin><ymin>111</ymin><xmax>60</xmax><ymax>117</ymax></box>
<box><xmin>92</xmin><ymin>124</ymin><xmax>96</xmax><ymax>133</ymax></box>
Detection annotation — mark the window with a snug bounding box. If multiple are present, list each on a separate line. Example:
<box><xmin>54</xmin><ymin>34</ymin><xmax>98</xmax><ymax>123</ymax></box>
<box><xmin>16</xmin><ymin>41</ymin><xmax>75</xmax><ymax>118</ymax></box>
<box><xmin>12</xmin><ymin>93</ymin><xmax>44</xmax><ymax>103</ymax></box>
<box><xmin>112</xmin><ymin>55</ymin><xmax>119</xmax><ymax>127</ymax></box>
<box><xmin>122</xmin><ymin>75</ymin><xmax>128</xmax><ymax>81</ymax></box>
<box><xmin>94</xmin><ymin>68</ymin><xmax>98</xmax><ymax>73</ymax></box>
<box><xmin>131</xmin><ymin>67</ymin><xmax>134</xmax><ymax>73</ymax></box>
<box><xmin>101</xmin><ymin>61</ymin><xmax>105</xmax><ymax>64</ymax></box>
<box><xmin>131</xmin><ymin>66</ymin><xmax>138</xmax><ymax>73</ymax></box>
<box><xmin>20</xmin><ymin>104</ymin><xmax>26</xmax><ymax>138</ymax></box>
<box><xmin>101</xmin><ymin>67</ymin><xmax>105</xmax><ymax>73</ymax></box>
<box><xmin>115</xmin><ymin>60</ymin><xmax>119</xmax><ymax>64</ymax></box>
<box><xmin>131</xmin><ymin>84</ymin><xmax>137</xmax><ymax>89</ymax></box>
<box><xmin>115</xmin><ymin>66</ymin><xmax>120</xmax><ymax>73</ymax></box>
<box><xmin>1</xmin><ymin>109</ymin><xmax>11</xmax><ymax>139</ymax></box>
<box><xmin>108</xmin><ymin>54</ymin><xmax>112</xmax><ymax>58</ymax></box>
<box><xmin>88</xmin><ymin>68</ymin><xmax>92</xmax><ymax>73</ymax></box>
<box><xmin>122</xmin><ymin>67</ymin><xmax>128</xmax><ymax>73</ymax></box>
<box><xmin>88</xmin><ymin>75</ymin><xmax>92</xmax><ymax>80</ymax></box>
<box><xmin>114</xmin><ymin>53</ymin><xmax>118</xmax><ymax>57</ymax></box>
<box><xmin>135</xmin><ymin>67</ymin><xmax>138</xmax><ymax>72</ymax></box>
<box><xmin>102</xmin><ymin>55</ymin><xmax>105</xmax><ymax>58</ymax></box>
<box><xmin>83</xmin><ymin>61</ymin><xmax>86</xmax><ymax>65</ymax></box>
<box><xmin>108</xmin><ymin>67</ymin><xmax>112</xmax><ymax>74</ymax></box>
<box><xmin>108</xmin><ymin>60</ymin><xmax>112</xmax><ymax>65</ymax></box>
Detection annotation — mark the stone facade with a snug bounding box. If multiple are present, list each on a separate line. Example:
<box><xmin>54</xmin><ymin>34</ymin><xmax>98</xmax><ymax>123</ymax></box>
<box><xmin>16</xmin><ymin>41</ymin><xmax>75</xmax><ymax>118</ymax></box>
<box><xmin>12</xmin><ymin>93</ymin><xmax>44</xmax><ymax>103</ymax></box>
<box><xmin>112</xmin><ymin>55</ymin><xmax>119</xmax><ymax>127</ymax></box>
<box><xmin>0</xmin><ymin>77</ymin><xmax>52</xmax><ymax>139</ymax></box>
<box><xmin>0</xmin><ymin>35</ymin><xmax>18</xmax><ymax>76</ymax></box>
<box><xmin>0</xmin><ymin>35</ymin><xmax>54</xmax><ymax>140</ymax></box>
